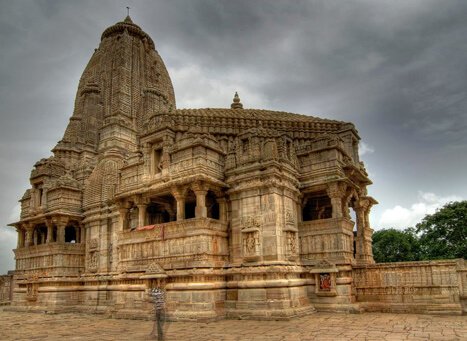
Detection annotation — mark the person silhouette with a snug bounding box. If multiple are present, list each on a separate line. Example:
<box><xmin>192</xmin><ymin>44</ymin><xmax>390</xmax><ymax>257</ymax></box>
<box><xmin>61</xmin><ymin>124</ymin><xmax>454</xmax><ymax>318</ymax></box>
<box><xmin>149</xmin><ymin>278</ymin><xmax>167</xmax><ymax>340</ymax></box>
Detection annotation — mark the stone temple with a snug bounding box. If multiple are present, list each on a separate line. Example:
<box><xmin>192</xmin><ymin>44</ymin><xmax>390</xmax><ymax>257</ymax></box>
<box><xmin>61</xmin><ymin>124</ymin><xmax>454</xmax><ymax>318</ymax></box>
<box><xmin>4</xmin><ymin>17</ymin><xmax>466</xmax><ymax>319</ymax></box>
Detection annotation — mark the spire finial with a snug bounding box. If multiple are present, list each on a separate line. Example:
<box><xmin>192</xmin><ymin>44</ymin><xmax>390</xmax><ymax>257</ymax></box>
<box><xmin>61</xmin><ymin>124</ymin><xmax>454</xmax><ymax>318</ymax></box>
<box><xmin>124</xmin><ymin>7</ymin><xmax>133</xmax><ymax>23</ymax></box>
<box><xmin>231</xmin><ymin>91</ymin><xmax>243</xmax><ymax>109</ymax></box>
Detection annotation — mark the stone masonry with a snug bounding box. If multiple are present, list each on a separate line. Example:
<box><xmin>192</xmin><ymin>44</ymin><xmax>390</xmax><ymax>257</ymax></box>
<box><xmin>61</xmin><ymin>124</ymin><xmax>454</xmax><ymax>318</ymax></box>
<box><xmin>4</xmin><ymin>17</ymin><xmax>466</xmax><ymax>320</ymax></box>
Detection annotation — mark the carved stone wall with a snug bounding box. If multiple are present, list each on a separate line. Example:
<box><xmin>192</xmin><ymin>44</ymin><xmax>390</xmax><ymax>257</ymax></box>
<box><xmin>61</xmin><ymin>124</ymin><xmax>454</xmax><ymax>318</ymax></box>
<box><xmin>353</xmin><ymin>260</ymin><xmax>466</xmax><ymax>314</ymax></box>
<box><xmin>4</xmin><ymin>15</ymin><xmax>464</xmax><ymax>321</ymax></box>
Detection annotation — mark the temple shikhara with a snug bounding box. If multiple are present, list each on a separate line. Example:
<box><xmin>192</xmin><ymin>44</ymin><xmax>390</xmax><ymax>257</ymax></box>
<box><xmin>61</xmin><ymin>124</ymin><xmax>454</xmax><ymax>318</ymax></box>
<box><xmin>4</xmin><ymin>17</ymin><xmax>465</xmax><ymax>318</ymax></box>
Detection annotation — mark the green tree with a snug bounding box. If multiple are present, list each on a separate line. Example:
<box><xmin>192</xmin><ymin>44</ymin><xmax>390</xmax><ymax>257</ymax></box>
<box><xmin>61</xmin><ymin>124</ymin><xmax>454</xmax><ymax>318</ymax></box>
<box><xmin>372</xmin><ymin>228</ymin><xmax>420</xmax><ymax>263</ymax></box>
<box><xmin>416</xmin><ymin>201</ymin><xmax>467</xmax><ymax>260</ymax></box>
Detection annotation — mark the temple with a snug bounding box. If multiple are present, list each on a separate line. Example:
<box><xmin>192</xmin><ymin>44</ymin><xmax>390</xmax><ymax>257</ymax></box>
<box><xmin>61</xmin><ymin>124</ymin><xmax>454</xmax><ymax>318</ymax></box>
<box><xmin>5</xmin><ymin>17</ymin><xmax>465</xmax><ymax>319</ymax></box>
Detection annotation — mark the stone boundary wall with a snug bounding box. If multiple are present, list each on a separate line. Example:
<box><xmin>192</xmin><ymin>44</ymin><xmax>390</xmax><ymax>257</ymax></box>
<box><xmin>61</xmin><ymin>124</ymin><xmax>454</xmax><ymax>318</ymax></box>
<box><xmin>0</xmin><ymin>272</ymin><xmax>14</xmax><ymax>305</ymax></box>
<box><xmin>353</xmin><ymin>259</ymin><xmax>466</xmax><ymax>315</ymax></box>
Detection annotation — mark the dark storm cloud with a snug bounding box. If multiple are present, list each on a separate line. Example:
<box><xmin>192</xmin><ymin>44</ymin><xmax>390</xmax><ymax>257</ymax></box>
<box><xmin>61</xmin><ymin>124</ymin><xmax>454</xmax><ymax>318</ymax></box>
<box><xmin>1</xmin><ymin>0</ymin><xmax>467</xmax><ymax>272</ymax></box>
<box><xmin>177</xmin><ymin>1</ymin><xmax>467</xmax><ymax>173</ymax></box>
<box><xmin>151</xmin><ymin>0</ymin><xmax>467</xmax><ymax>149</ymax></box>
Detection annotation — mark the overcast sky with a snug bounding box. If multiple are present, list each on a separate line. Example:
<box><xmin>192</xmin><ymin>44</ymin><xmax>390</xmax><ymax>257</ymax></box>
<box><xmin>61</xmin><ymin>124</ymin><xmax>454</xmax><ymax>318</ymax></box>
<box><xmin>1</xmin><ymin>0</ymin><xmax>466</xmax><ymax>273</ymax></box>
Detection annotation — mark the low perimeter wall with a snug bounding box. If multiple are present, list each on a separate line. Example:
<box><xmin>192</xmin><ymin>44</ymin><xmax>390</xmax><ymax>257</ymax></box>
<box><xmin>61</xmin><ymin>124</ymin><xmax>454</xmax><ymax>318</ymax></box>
<box><xmin>353</xmin><ymin>259</ymin><xmax>466</xmax><ymax>315</ymax></box>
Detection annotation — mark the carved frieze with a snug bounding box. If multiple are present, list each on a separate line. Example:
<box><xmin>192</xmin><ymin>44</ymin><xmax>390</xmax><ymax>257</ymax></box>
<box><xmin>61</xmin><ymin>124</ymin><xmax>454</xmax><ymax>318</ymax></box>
<box><xmin>241</xmin><ymin>215</ymin><xmax>262</xmax><ymax>231</ymax></box>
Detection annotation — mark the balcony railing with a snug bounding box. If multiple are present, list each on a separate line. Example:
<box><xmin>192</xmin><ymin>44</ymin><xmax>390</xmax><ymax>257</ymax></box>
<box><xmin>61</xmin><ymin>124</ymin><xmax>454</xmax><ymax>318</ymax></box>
<box><xmin>14</xmin><ymin>243</ymin><xmax>85</xmax><ymax>277</ymax></box>
<box><xmin>118</xmin><ymin>217</ymin><xmax>229</xmax><ymax>271</ymax></box>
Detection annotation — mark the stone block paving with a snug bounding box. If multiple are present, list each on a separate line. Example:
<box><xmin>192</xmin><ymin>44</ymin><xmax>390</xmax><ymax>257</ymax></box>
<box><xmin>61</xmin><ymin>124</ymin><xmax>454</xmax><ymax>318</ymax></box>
<box><xmin>0</xmin><ymin>310</ymin><xmax>465</xmax><ymax>341</ymax></box>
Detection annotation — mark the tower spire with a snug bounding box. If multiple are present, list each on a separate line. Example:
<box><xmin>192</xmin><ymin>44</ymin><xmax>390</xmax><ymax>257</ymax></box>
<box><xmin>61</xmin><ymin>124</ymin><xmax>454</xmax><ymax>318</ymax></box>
<box><xmin>231</xmin><ymin>91</ymin><xmax>243</xmax><ymax>109</ymax></box>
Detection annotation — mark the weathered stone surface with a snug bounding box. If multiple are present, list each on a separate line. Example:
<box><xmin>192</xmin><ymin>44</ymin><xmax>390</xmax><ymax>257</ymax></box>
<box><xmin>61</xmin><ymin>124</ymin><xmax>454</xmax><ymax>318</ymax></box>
<box><xmin>0</xmin><ymin>310</ymin><xmax>466</xmax><ymax>340</ymax></box>
<box><xmin>2</xmin><ymin>16</ymin><xmax>465</xmax><ymax>320</ymax></box>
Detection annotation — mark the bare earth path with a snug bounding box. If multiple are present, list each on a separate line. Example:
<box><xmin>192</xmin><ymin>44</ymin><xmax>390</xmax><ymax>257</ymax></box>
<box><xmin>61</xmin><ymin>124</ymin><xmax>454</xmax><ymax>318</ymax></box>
<box><xmin>0</xmin><ymin>310</ymin><xmax>465</xmax><ymax>340</ymax></box>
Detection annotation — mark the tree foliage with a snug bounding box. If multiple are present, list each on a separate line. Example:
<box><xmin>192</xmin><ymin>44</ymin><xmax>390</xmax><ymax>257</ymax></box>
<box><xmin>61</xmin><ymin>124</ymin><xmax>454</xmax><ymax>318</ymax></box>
<box><xmin>416</xmin><ymin>201</ymin><xmax>467</xmax><ymax>260</ymax></box>
<box><xmin>372</xmin><ymin>201</ymin><xmax>467</xmax><ymax>263</ymax></box>
<box><xmin>372</xmin><ymin>228</ymin><xmax>420</xmax><ymax>263</ymax></box>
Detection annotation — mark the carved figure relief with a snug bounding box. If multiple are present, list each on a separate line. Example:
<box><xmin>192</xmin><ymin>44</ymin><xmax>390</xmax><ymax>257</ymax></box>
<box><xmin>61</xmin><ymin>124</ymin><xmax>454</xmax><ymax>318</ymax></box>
<box><xmin>88</xmin><ymin>251</ymin><xmax>98</xmax><ymax>272</ymax></box>
<box><xmin>89</xmin><ymin>238</ymin><xmax>99</xmax><ymax>250</ymax></box>
<box><xmin>243</xmin><ymin>231</ymin><xmax>259</xmax><ymax>256</ymax></box>
<box><xmin>26</xmin><ymin>284</ymin><xmax>38</xmax><ymax>301</ymax></box>
<box><xmin>319</xmin><ymin>273</ymin><xmax>332</xmax><ymax>291</ymax></box>
<box><xmin>285</xmin><ymin>209</ymin><xmax>295</xmax><ymax>225</ymax></box>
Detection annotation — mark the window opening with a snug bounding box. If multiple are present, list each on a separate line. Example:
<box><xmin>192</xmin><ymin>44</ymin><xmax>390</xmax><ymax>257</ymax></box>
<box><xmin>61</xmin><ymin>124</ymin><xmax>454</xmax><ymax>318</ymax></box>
<box><xmin>302</xmin><ymin>193</ymin><xmax>332</xmax><ymax>221</ymax></box>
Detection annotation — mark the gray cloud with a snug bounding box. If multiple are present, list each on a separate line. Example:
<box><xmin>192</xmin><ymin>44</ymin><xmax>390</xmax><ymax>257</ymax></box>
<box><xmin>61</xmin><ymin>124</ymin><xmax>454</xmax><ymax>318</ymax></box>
<box><xmin>1</xmin><ymin>0</ymin><xmax>467</xmax><ymax>272</ymax></box>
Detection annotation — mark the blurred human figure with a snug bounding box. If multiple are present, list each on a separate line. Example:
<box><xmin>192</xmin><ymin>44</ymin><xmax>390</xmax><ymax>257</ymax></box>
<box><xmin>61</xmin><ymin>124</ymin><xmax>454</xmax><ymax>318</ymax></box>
<box><xmin>149</xmin><ymin>279</ymin><xmax>166</xmax><ymax>340</ymax></box>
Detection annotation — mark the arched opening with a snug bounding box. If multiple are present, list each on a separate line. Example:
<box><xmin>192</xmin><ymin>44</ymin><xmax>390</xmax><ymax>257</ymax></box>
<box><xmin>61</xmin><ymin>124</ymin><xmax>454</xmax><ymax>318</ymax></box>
<box><xmin>147</xmin><ymin>203</ymin><xmax>171</xmax><ymax>224</ymax></box>
<box><xmin>52</xmin><ymin>226</ymin><xmax>57</xmax><ymax>242</ymax></box>
<box><xmin>348</xmin><ymin>197</ymin><xmax>358</xmax><ymax>259</ymax></box>
<box><xmin>34</xmin><ymin>224</ymin><xmax>47</xmax><ymax>245</ymax></box>
<box><xmin>206</xmin><ymin>191</ymin><xmax>220</xmax><ymax>220</ymax></box>
<box><xmin>184</xmin><ymin>190</ymin><xmax>196</xmax><ymax>219</ymax></box>
<box><xmin>65</xmin><ymin>225</ymin><xmax>77</xmax><ymax>243</ymax></box>
<box><xmin>147</xmin><ymin>195</ymin><xmax>177</xmax><ymax>224</ymax></box>
<box><xmin>302</xmin><ymin>192</ymin><xmax>332</xmax><ymax>221</ymax></box>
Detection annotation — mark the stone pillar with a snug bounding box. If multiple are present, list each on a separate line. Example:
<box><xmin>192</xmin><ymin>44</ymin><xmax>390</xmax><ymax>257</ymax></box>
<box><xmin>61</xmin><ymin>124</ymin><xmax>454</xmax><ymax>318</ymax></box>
<box><xmin>80</xmin><ymin>225</ymin><xmax>85</xmax><ymax>243</ymax></box>
<box><xmin>355</xmin><ymin>198</ymin><xmax>375</xmax><ymax>264</ymax></box>
<box><xmin>172</xmin><ymin>187</ymin><xmax>187</xmax><ymax>221</ymax></box>
<box><xmin>73</xmin><ymin>226</ymin><xmax>79</xmax><ymax>242</ymax></box>
<box><xmin>56</xmin><ymin>221</ymin><xmax>67</xmax><ymax>243</ymax></box>
<box><xmin>175</xmin><ymin>195</ymin><xmax>185</xmax><ymax>220</ymax></box>
<box><xmin>296</xmin><ymin>201</ymin><xmax>302</xmax><ymax>223</ymax></box>
<box><xmin>193</xmin><ymin>183</ymin><xmax>208</xmax><ymax>218</ymax></box>
<box><xmin>137</xmin><ymin>204</ymin><xmax>147</xmax><ymax>227</ymax></box>
<box><xmin>354</xmin><ymin>203</ymin><xmax>365</xmax><ymax>259</ymax></box>
<box><xmin>118</xmin><ymin>207</ymin><xmax>128</xmax><ymax>231</ymax></box>
<box><xmin>25</xmin><ymin>224</ymin><xmax>33</xmax><ymax>247</ymax></box>
<box><xmin>16</xmin><ymin>227</ymin><xmax>25</xmax><ymax>248</ymax></box>
<box><xmin>327</xmin><ymin>182</ymin><xmax>345</xmax><ymax>219</ymax></box>
<box><xmin>355</xmin><ymin>207</ymin><xmax>365</xmax><ymax>233</ymax></box>
<box><xmin>217</xmin><ymin>197</ymin><xmax>227</xmax><ymax>221</ymax></box>
<box><xmin>33</xmin><ymin>227</ymin><xmax>38</xmax><ymax>245</ymax></box>
<box><xmin>46</xmin><ymin>221</ymin><xmax>54</xmax><ymax>243</ymax></box>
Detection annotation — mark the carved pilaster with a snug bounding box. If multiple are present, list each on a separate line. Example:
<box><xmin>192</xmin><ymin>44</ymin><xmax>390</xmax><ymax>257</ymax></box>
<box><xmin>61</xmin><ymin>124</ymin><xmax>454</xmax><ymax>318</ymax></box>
<box><xmin>77</xmin><ymin>224</ymin><xmax>84</xmax><ymax>244</ymax></box>
<box><xmin>53</xmin><ymin>217</ymin><xmax>69</xmax><ymax>243</ymax></box>
<box><xmin>16</xmin><ymin>226</ymin><xmax>25</xmax><ymax>248</ymax></box>
<box><xmin>116</xmin><ymin>200</ymin><xmax>131</xmax><ymax>230</ymax></box>
<box><xmin>137</xmin><ymin>203</ymin><xmax>147</xmax><ymax>227</ymax></box>
<box><xmin>217</xmin><ymin>197</ymin><xmax>228</xmax><ymax>222</ymax></box>
<box><xmin>45</xmin><ymin>220</ymin><xmax>54</xmax><ymax>243</ymax></box>
<box><xmin>172</xmin><ymin>186</ymin><xmax>187</xmax><ymax>221</ymax></box>
<box><xmin>24</xmin><ymin>224</ymin><xmax>33</xmax><ymax>247</ymax></box>
<box><xmin>118</xmin><ymin>207</ymin><xmax>128</xmax><ymax>230</ymax></box>
<box><xmin>192</xmin><ymin>182</ymin><xmax>208</xmax><ymax>218</ymax></box>
<box><xmin>194</xmin><ymin>190</ymin><xmax>207</xmax><ymax>218</ymax></box>
<box><xmin>355</xmin><ymin>197</ymin><xmax>376</xmax><ymax>264</ymax></box>
<box><xmin>327</xmin><ymin>182</ymin><xmax>346</xmax><ymax>219</ymax></box>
